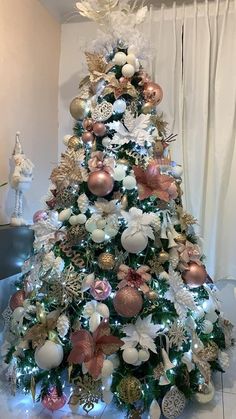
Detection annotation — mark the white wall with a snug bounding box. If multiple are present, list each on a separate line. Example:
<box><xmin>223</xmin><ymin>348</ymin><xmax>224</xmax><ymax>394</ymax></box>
<box><xmin>0</xmin><ymin>0</ymin><xmax>61</xmax><ymax>225</ymax></box>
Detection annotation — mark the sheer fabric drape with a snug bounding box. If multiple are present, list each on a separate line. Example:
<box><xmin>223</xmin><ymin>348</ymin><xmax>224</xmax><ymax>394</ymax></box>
<box><xmin>149</xmin><ymin>0</ymin><xmax>236</xmax><ymax>279</ymax></box>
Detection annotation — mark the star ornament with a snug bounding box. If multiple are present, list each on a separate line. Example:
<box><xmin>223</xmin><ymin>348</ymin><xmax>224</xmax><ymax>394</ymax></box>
<box><xmin>133</xmin><ymin>162</ymin><xmax>178</xmax><ymax>202</ymax></box>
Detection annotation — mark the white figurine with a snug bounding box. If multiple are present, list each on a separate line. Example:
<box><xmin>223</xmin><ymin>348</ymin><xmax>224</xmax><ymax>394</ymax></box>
<box><xmin>10</xmin><ymin>132</ymin><xmax>34</xmax><ymax>226</ymax></box>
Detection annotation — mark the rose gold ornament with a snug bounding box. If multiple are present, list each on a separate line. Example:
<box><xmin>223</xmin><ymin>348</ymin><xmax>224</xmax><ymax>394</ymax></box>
<box><xmin>9</xmin><ymin>290</ymin><xmax>26</xmax><ymax>310</ymax></box>
<box><xmin>93</xmin><ymin>122</ymin><xmax>107</xmax><ymax>137</ymax></box>
<box><xmin>83</xmin><ymin>118</ymin><xmax>94</xmax><ymax>131</ymax></box>
<box><xmin>143</xmin><ymin>82</ymin><xmax>163</xmax><ymax>105</ymax></box>
<box><xmin>113</xmin><ymin>287</ymin><xmax>143</xmax><ymax>317</ymax></box>
<box><xmin>182</xmin><ymin>262</ymin><xmax>207</xmax><ymax>288</ymax></box>
<box><xmin>88</xmin><ymin>171</ymin><xmax>114</xmax><ymax>197</ymax></box>
<box><xmin>82</xmin><ymin>131</ymin><xmax>94</xmax><ymax>144</ymax></box>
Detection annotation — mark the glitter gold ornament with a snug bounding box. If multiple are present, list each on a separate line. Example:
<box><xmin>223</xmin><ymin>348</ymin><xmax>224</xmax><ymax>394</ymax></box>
<box><xmin>117</xmin><ymin>376</ymin><xmax>142</xmax><ymax>404</ymax></box>
<box><xmin>146</xmin><ymin>290</ymin><xmax>159</xmax><ymax>301</ymax></box>
<box><xmin>70</xmin><ymin>97</ymin><xmax>90</xmax><ymax>120</ymax></box>
<box><xmin>174</xmin><ymin>233</ymin><xmax>186</xmax><ymax>244</ymax></box>
<box><xmin>68</xmin><ymin>135</ymin><xmax>81</xmax><ymax>150</ymax></box>
<box><xmin>66</xmin><ymin>225</ymin><xmax>87</xmax><ymax>245</ymax></box>
<box><xmin>158</xmin><ymin>250</ymin><xmax>169</xmax><ymax>264</ymax></box>
<box><xmin>56</xmin><ymin>188</ymin><xmax>77</xmax><ymax>207</ymax></box>
<box><xmin>98</xmin><ymin>253</ymin><xmax>115</xmax><ymax>270</ymax></box>
<box><xmin>197</xmin><ymin>342</ymin><xmax>219</xmax><ymax>362</ymax></box>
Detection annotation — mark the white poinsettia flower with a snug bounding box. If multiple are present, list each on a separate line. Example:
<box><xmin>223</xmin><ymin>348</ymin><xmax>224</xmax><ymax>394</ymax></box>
<box><xmin>122</xmin><ymin>315</ymin><xmax>162</xmax><ymax>354</ymax></box>
<box><xmin>121</xmin><ymin>207</ymin><xmax>156</xmax><ymax>240</ymax></box>
<box><xmin>107</xmin><ymin>111</ymin><xmax>154</xmax><ymax>147</ymax></box>
<box><xmin>93</xmin><ymin>198</ymin><xmax>121</xmax><ymax>215</ymax></box>
<box><xmin>31</xmin><ymin>211</ymin><xmax>64</xmax><ymax>251</ymax></box>
<box><xmin>42</xmin><ymin>251</ymin><xmax>65</xmax><ymax>274</ymax></box>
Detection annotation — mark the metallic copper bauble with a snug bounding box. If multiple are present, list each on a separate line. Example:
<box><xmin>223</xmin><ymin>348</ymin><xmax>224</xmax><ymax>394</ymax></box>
<box><xmin>9</xmin><ymin>290</ymin><xmax>26</xmax><ymax>310</ymax></box>
<box><xmin>174</xmin><ymin>233</ymin><xmax>186</xmax><ymax>244</ymax></box>
<box><xmin>118</xmin><ymin>376</ymin><xmax>142</xmax><ymax>404</ymax></box>
<box><xmin>69</xmin><ymin>97</ymin><xmax>90</xmax><ymax>120</ymax></box>
<box><xmin>158</xmin><ymin>250</ymin><xmax>169</xmax><ymax>264</ymax></box>
<box><xmin>88</xmin><ymin>171</ymin><xmax>114</xmax><ymax>197</ymax></box>
<box><xmin>182</xmin><ymin>262</ymin><xmax>207</xmax><ymax>288</ymax></box>
<box><xmin>93</xmin><ymin>122</ymin><xmax>107</xmax><ymax>137</ymax></box>
<box><xmin>82</xmin><ymin>131</ymin><xmax>94</xmax><ymax>144</ymax></box>
<box><xmin>143</xmin><ymin>82</ymin><xmax>163</xmax><ymax>105</ymax></box>
<box><xmin>68</xmin><ymin>135</ymin><xmax>81</xmax><ymax>150</ymax></box>
<box><xmin>113</xmin><ymin>287</ymin><xmax>143</xmax><ymax>318</ymax></box>
<box><xmin>146</xmin><ymin>290</ymin><xmax>159</xmax><ymax>301</ymax></box>
<box><xmin>83</xmin><ymin>118</ymin><xmax>94</xmax><ymax>131</ymax></box>
<box><xmin>98</xmin><ymin>253</ymin><xmax>115</xmax><ymax>270</ymax></box>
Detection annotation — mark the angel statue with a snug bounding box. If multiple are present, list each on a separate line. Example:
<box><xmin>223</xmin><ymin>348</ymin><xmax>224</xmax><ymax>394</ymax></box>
<box><xmin>10</xmin><ymin>132</ymin><xmax>34</xmax><ymax>226</ymax></box>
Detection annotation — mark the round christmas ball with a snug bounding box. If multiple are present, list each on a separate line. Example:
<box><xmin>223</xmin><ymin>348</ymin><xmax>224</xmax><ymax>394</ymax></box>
<box><xmin>122</xmin><ymin>63</ymin><xmax>135</xmax><ymax>78</ymax></box>
<box><xmin>202</xmin><ymin>319</ymin><xmax>214</xmax><ymax>334</ymax></box>
<box><xmin>91</xmin><ymin>229</ymin><xmax>106</xmax><ymax>243</ymax></box>
<box><xmin>113</xmin><ymin>287</ymin><xmax>143</xmax><ymax>317</ymax></box>
<box><xmin>69</xmin><ymin>215</ymin><xmax>79</xmax><ymax>226</ymax></box>
<box><xmin>158</xmin><ymin>250</ymin><xmax>169</xmax><ymax>264</ymax></box>
<box><xmin>121</xmin><ymin>229</ymin><xmax>148</xmax><ymax>254</ymax></box>
<box><xmin>102</xmin><ymin>136</ymin><xmax>111</xmax><ymax>147</ymax></box>
<box><xmin>146</xmin><ymin>290</ymin><xmax>159</xmax><ymax>301</ymax></box>
<box><xmin>98</xmin><ymin>253</ymin><xmax>115</xmax><ymax>270</ymax></box>
<box><xmin>93</xmin><ymin>122</ymin><xmax>107</xmax><ymax>137</ymax></box>
<box><xmin>113</xmin><ymin>51</ymin><xmax>127</xmax><ymax>66</ymax></box>
<box><xmin>141</xmin><ymin>101</ymin><xmax>155</xmax><ymax>114</ymax></box>
<box><xmin>88</xmin><ymin>171</ymin><xmax>114</xmax><ymax>197</ymax></box>
<box><xmin>194</xmin><ymin>381</ymin><xmax>215</xmax><ymax>404</ymax></box>
<box><xmin>126</xmin><ymin>53</ymin><xmax>136</xmax><ymax>66</ymax></box>
<box><xmin>10</xmin><ymin>290</ymin><xmax>26</xmax><ymax>311</ymax></box>
<box><xmin>113</xmin><ymin>166</ymin><xmax>127</xmax><ymax>181</ymax></box>
<box><xmin>82</xmin><ymin>131</ymin><xmax>94</xmax><ymax>144</ymax></box>
<box><xmin>33</xmin><ymin>209</ymin><xmax>48</xmax><ymax>223</ymax></box>
<box><xmin>118</xmin><ymin>376</ymin><xmax>142</xmax><ymax>404</ymax></box>
<box><xmin>42</xmin><ymin>387</ymin><xmax>67</xmax><ymax>411</ymax></box>
<box><xmin>113</xmin><ymin>99</ymin><xmax>126</xmax><ymax>114</ymax></box>
<box><xmin>138</xmin><ymin>349</ymin><xmax>150</xmax><ymax>362</ymax></box>
<box><xmin>143</xmin><ymin>82</ymin><xmax>163</xmax><ymax>105</ymax></box>
<box><xmin>122</xmin><ymin>347</ymin><xmax>139</xmax><ymax>365</ymax></box>
<box><xmin>68</xmin><ymin>135</ymin><xmax>81</xmax><ymax>150</ymax></box>
<box><xmin>85</xmin><ymin>218</ymin><xmax>97</xmax><ymax>233</ymax></box>
<box><xmin>76</xmin><ymin>214</ymin><xmax>87</xmax><ymax>224</ymax></box>
<box><xmin>35</xmin><ymin>340</ymin><xmax>64</xmax><ymax>370</ymax></box>
<box><xmin>123</xmin><ymin>176</ymin><xmax>136</xmax><ymax>190</ymax></box>
<box><xmin>58</xmin><ymin>208</ymin><xmax>72</xmax><ymax>222</ymax></box>
<box><xmin>69</xmin><ymin>97</ymin><xmax>89</xmax><ymax>120</ymax></box>
<box><xmin>182</xmin><ymin>262</ymin><xmax>207</xmax><ymax>288</ymax></box>
<box><xmin>83</xmin><ymin>117</ymin><xmax>94</xmax><ymax>131</ymax></box>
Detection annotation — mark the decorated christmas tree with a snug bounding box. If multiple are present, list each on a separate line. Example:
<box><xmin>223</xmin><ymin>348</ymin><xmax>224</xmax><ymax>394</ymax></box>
<box><xmin>3</xmin><ymin>1</ymin><xmax>233</xmax><ymax>418</ymax></box>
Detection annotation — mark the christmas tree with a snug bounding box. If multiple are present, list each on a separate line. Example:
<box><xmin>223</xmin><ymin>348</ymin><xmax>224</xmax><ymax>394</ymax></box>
<box><xmin>3</xmin><ymin>1</ymin><xmax>233</xmax><ymax>418</ymax></box>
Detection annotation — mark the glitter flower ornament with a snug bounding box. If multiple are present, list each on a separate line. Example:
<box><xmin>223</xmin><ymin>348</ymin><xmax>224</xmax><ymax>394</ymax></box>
<box><xmin>133</xmin><ymin>162</ymin><xmax>178</xmax><ymax>202</ymax></box>
<box><xmin>122</xmin><ymin>315</ymin><xmax>162</xmax><ymax>353</ymax></box>
<box><xmin>117</xmin><ymin>264</ymin><xmax>151</xmax><ymax>293</ymax></box>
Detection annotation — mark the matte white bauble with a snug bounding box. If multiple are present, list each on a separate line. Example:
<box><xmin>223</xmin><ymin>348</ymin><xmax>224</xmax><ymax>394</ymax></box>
<box><xmin>63</xmin><ymin>135</ymin><xmax>72</xmax><ymax>146</ymax></box>
<box><xmin>123</xmin><ymin>175</ymin><xmax>136</xmax><ymax>190</ymax></box>
<box><xmin>122</xmin><ymin>347</ymin><xmax>139</xmax><ymax>364</ymax></box>
<box><xmin>205</xmin><ymin>310</ymin><xmax>218</xmax><ymax>323</ymax></box>
<box><xmin>113</xmin><ymin>52</ymin><xmax>127</xmax><ymax>66</ymax></box>
<box><xmin>192</xmin><ymin>307</ymin><xmax>205</xmax><ymax>320</ymax></box>
<box><xmin>101</xmin><ymin>360</ymin><xmax>114</xmax><ymax>377</ymax></box>
<box><xmin>76</xmin><ymin>214</ymin><xmax>87</xmax><ymax>224</ymax></box>
<box><xmin>96</xmin><ymin>218</ymin><xmax>106</xmax><ymax>229</ymax></box>
<box><xmin>126</xmin><ymin>53</ymin><xmax>136</xmax><ymax>66</ymax></box>
<box><xmin>34</xmin><ymin>340</ymin><xmax>63</xmax><ymax>370</ymax></box>
<box><xmin>113</xmin><ymin>99</ymin><xmax>126</xmax><ymax>114</ymax></box>
<box><xmin>58</xmin><ymin>208</ymin><xmax>72</xmax><ymax>222</ymax></box>
<box><xmin>85</xmin><ymin>219</ymin><xmax>97</xmax><ymax>233</ymax></box>
<box><xmin>202</xmin><ymin>319</ymin><xmax>213</xmax><ymax>334</ymax></box>
<box><xmin>113</xmin><ymin>166</ymin><xmax>127</xmax><ymax>181</ymax></box>
<box><xmin>121</xmin><ymin>229</ymin><xmax>148</xmax><ymax>253</ymax></box>
<box><xmin>104</xmin><ymin>226</ymin><xmax>118</xmax><ymax>238</ymax></box>
<box><xmin>128</xmin><ymin>45</ymin><xmax>138</xmax><ymax>55</ymax></box>
<box><xmin>91</xmin><ymin>229</ymin><xmax>106</xmax><ymax>243</ymax></box>
<box><xmin>103</xmin><ymin>390</ymin><xmax>113</xmax><ymax>404</ymax></box>
<box><xmin>122</xmin><ymin>64</ymin><xmax>135</xmax><ymax>78</ymax></box>
<box><xmin>194</xmin><ymin>381</ymin><xmax>215</xmax><ymax>404</ymax></box>
<box><xmin>102</xmin><ymin>137</ymin><xmax>111</xmax><ymax>147</ymax></box>
<box><xmin>138</xmin><ymin>349</ymin><xmax>150</xmax><ymax>362</ymax></box>
<box><xmin>69</xmin><ymin>215</ymin><xmax>79</xmax><ymax>226</ymax></box>
<box><xmin>12</xmin><ymin>306</ymin><xmax>25</xmax><ymax>322</ymax></box>
<box><xmin>171</xmin><ymin>165</ymin><xmax>183</xmax><ymax>178</ymax></box>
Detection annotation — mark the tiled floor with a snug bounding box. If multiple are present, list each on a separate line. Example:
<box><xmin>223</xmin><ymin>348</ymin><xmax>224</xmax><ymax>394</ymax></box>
<box><xmin>0</xmin><ymin>279</ymin><xmax>235</xmax><ymax>419</ymax></box>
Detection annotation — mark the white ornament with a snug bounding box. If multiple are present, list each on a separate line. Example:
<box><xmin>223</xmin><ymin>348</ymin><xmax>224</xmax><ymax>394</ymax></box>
<box><xmin>58</xmin><ymin>208</ymin><xmax>72</xmax><ymax>222</ymax></box>
<box><xmin>194</xmin><ymin>381</ymin><xmax>215</xmax><ymax>404</ymax></box>
<box><xmin>192</xmin><ymin>307</ymin><xmax>205</xmax><ymax>320</ymax></box>
<box><xmin>85</xmin><ymin>218</ymin><xmax>97</xmax><ymax>233</ymax></box>
<box><xmin>69</xmin><ymin>215</ymin><xmax>79</xmax><ymax>226</ymax></box>
<box><xmin>63</xmin><ymin>134</ymin><xmax>72</xmax><ymax>146</ymax></box>
<box><xmin>126</xmin><ymin>53</ymin><xmax>136</xmax><ymax>66</ymax></box>
<box><xmin>171</xmin><ymin>165</ymin><xmax>183</xmax><ymax>178</ymax></box>
<box><xmin>123</xmin><ymin>175</ymin><xmax>136</xmax><ymax>190</ymax></box>
<box><xmin>92</xmin><ymin>101</ymin><xmax>113</xmax><ymax>122</ymax></box>
<box><xmin>91</xmin><ymin>229</ymin><xmax>105</xmax><ymax>243</ymax></box>
<box><xmin>122</xmin><ymin>63</ymin><xmax>135</xmax><ymax>78</ymax></box>
<box><xmin>113</xmin><ymin>165</ymin><xmax>127</xmax><ymax>181</ymax></box>
<box><xmin>202</xmin><ymin>320</ymin><xmax>213</xmax><ymax>334</ymax></box>
<box><xmin>122</xmin><ymin>315</ymin><xmax>161</xmax><ymax>354</ymax></box>
<box><xmin>104</xmin><ymin>226</ymin><xmax>118</xmax><ymax>238</ymax></box>
<box><xmin>12</xmin><ymin>307</ymin><xmax>25</xmax><ymax>322</ymax></box>
<box><xmin>56</xmin><ymin>314</ymin><xmax>70</xmax><ymax>338</ymax></box>
<box><xmin>138</xmin><ymin>349</ymin><xmax>150</xmax><ymax>362</ymax></box>
<box><xmin>77</xmin><ymin>193</ymin><xmax>89</xmax><ymax>213</ymax></box>
<box><xmin>121</xmin><ymin>229</ymin><xmax>148</xmax><ymax>253</ymax></box>
<box><xmin>149</xmin><ymin>399</ymin><xmax>161</xmax><ymax>419</ymax></box>
<box><xmin>76</xmin><ymin>214</ymin><xmax>87</xmax><ymax>224</ymax></box>
<box><xmin>102</xmin><ymin>136</ymin><xmax>111</xmax><ymax>147</ymax></box>
<box><xmin>122</xmin><ymin>347</ymin><xmax>139</xmax><ymax>365</ymax></box>
<box><xmin>113</xmin><ymin>51</ymin><xmax>127</xmax><ymax>66</ymax></box>
<box><xmin>101</xmin><ymin>360</ymin><xmax>114</xmax><ymax>377</ymax></box>
<box><xmin>162</xmin><ymin>386</ymin><xmax>186</xmax><ymax>419</ymax></box>
<box><xmin>113</xmin><ymin>99</ymin><xmax>126</xmax><ymax>114</ymax></box>
<box><xmin>218</xmin><ymin>350</ymin><xmax>230</xmax><ymax>370</ymax></box>
<box><xmin>34</xmin><ymin>340</ymin><xmax>63</xmax><ymax>370</ymax></box>
<box><xmin>205</xmin><ymin>309</ymin><xmax>218</xmax><ymax>323</ymax></box>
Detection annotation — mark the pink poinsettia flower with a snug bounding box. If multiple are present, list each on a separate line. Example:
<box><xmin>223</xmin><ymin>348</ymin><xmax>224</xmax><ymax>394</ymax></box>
<box><xmin>88</xmin><ymin>151</ymin><xmax>114</xmax><ymax>175</ymax></box>
<box><xmin>117</xmin><ymin>264</ymin><xmax>151</xmax><ymax>294</ymax></box>
<box><xmin>133</xmin><ymin>161</ymin><xmax>178</xmax><ymax>202</ymax></box>
<box><xmin>178</xmin><ymin>241</ymin><xmax>202</xmax><ymax>271</ymax></box>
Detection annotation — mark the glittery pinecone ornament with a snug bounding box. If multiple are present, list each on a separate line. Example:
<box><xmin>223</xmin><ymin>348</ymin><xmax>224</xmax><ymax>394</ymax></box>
<box><xmin>66</xmin><ymin>225</ymin><xmax>87</xmax><ymax>245</ymax></box>
<box><xmin>56</xmin><ymin>314</ymin><xmax>70</xmax><ymax>338</ymax></box>
<box><xmin>77</xmin><ymin>193</ymin><xmax>89</xmax><ymax>213</ymax></box>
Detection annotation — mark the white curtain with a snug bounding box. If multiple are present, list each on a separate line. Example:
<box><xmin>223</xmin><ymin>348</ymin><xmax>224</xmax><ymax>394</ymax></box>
<box><xmin>150</xmin><ymin>0</ymin><xmax>236</xmax><ymax>280</ymax></box>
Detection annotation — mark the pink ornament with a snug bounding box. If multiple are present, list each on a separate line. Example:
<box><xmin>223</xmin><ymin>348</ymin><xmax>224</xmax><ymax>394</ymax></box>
<box><xmin>82</xmin><ymin>131</ymin><xmax>94</xmax><ymax>144</ymax></box>
<box><xmin>143</xmin><ymin>82</ymin><xmax>163</xmax><ymax>105</ymax></box>
<box><xmin>93</xmin><ymin>122</ymin><xmax>107</xmax><ymax>137</ymax></box>
<box><xmin>88</xmin><ymin>171</ymin><xmax>114</xmax><ymax>197</ymax></box>
<box><xmin>90</xmin><ymin>279</ymin><xmax>112</xmax><ymax>300</ymax></box>
<box><xmin>42</xmin><ymin>387</ymin><xmax>67</xmax><ymax>411</ymax></box>
<box><xmin>33</xmin><ymin>210</ymin><xmax>48</xmax><ymax>223</ymax></box>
